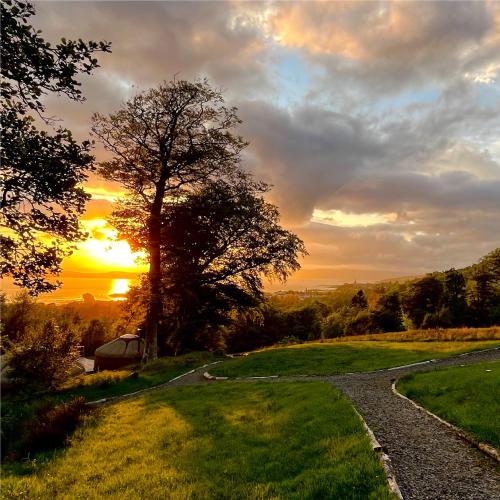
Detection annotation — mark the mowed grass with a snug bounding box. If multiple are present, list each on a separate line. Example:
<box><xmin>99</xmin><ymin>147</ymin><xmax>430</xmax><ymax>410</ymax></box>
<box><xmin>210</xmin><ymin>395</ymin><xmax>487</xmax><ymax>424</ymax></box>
<box><xmin>60</xmin><ymin>351</ymin><xmax>216</xmax><ymax>402</ymax></box>
<box><xmin>1</xmin><ymin>352</ymin><xmax>216</xmax><ymax>458</ymax></box>
<box><xmin>211</xmin><ymin>341</ymin><xmax>500</xmax><ymax>378</ymax></box>
<box><xmin>398</xmin><ymin>361</ymin><xmax>500</xmax><ymax>448</ymax></box>
<box><xmin>2</xmin><ymin>382</ymin><xmax>393</xmax><ymax>499</ymax></box>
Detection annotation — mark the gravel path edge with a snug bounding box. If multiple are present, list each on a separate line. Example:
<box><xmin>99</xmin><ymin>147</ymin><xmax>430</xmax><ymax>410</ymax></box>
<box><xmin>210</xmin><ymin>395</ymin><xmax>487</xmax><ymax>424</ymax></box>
<box><xmin>86</xmin><ymin>360</ymin><xmax>223</xmax><ymax>406</ymax></box>
<box><xmin>391</xmin><ymin>379</ymin><xmax>500</xmax><ymax>462</ymax></box>
<box><xmin>351</xmin><ymin>406</ymin><xmax>404</xmax><ymax>499</ymax></box>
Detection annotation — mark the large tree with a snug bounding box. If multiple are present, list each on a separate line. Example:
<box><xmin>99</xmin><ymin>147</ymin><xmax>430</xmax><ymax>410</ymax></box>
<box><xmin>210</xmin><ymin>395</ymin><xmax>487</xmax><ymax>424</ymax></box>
<box><xmin>402</xmin><ymin>275</ymin><xmax>443</xmax><ymax>329</ymax></box>
<box><xmin>443</xmin><ymin>268</ymin><xmax>467</xmax><ymax>326</ymax></box>
<box><xmin>112</xmin><ymin>178</ymin><xmax>306</xmax><ymax>352</ymax></box>
<box><xmin>0</xmin><ymin>0</ymin><xmax>110</xmax><ymax>294</ymax></box>
<box><xmin>91</xmin><ymin>79</ymin><xmax>247</xmax><ymax>360</ymax></box>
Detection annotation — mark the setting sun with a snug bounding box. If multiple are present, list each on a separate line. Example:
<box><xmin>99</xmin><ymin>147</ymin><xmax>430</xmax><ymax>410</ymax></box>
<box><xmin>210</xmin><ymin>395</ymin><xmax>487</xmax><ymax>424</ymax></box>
<box><xmin>108</xmin><ymin>278</ymin><xmax>130</xmax><ymax>300</ymax></box>
<box><xmin>65</xmin><ymin>218</ymin><xmax>147</xmax><ymax>273</ymax></box>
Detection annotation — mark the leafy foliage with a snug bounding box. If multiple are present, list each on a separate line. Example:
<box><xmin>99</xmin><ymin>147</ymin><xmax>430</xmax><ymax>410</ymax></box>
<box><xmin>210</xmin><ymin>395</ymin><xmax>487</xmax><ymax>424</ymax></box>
<box><xmin>93</xmin><ymin>79</ymin><xmax>306</xmax><ymax>358</ymax></box>
<box><xmin>114</xmin><ymin>179</ymin><xmax>306</xmax><ymax>352</ymax></box>
<box><xmin>402</xmin><ymin>275</ymin><xmax>444</xmax><ymax>328</ymax></box>
<box><xmin>92</xmin><ymin>79</ymin><xmax>250</xmax><ymax>360</ymax></box>
<box><xmin>5</xmin><ymin>320</ymin><xmax>80</xmax><ymax>390</ymax></box>
<box><xmin>372</xmin><ymin>290</ymin><xmax>404</xmax><ymax>332</ymax></box>
<box><xmin>351</xmin><ymin>289</ymin><xmax>368</xmax><ymax>309</ymax></box>
<box><xmin>0</xmin><ymin>0</ymin><xmax>110</xmax><ymax>294</ymax></box>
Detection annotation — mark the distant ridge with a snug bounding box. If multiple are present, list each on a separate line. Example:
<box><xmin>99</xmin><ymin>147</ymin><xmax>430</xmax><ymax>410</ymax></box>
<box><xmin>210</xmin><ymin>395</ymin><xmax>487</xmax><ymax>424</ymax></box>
<box><xmin>60</xmin><ymin>271</ymin><xmax>142</xmax><ymax>279</ymax></box>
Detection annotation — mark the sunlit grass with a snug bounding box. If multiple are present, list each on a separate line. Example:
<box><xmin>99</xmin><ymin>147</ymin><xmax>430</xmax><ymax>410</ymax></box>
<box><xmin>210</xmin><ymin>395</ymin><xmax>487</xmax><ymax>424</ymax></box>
<box><xmin>340</xmin><ymin>327</ymin><xmax>500</xmax><ymax>342</ymax></box>
<box><xmin>211</xmin><ymin>341</ymin><xmax>500</xmax><ymax>378</ymax></box>
<box><xmin>60</xmin><ymin>351</ymin><xmax>215</xmax><ymax>402</ymax></box>
<box><xmin>398</xmin><ymin>361</ymin><xmax>500</xmax><ymax>448</ymax></box>
<box><xmin>2</xmin><ymin>382</ymin><xmax>393</xmax><ymax>499</ymax></box>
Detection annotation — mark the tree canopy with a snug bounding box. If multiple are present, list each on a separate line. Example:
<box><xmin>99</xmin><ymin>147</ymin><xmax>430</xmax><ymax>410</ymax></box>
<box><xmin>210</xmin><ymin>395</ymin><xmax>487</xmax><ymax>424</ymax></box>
<box><xmin>91</xmin><ymin>79</ymin><xmax>253</xmax><ymax>360</ymax></box>
<box><xmin>112</xmin><ymin>178</ymin><xmax>306</xmax><ymax>352</ymax></box>
<box><xmin>0</xmin><ymin>0</ymin><xmax>110</xmax><ymax>294</ymax></box>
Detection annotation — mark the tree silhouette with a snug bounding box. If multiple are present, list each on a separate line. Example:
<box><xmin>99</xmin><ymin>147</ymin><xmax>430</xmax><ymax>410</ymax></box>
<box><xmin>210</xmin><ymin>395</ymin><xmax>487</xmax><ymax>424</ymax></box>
<box><xmin>92</xmin><ymin>79</ymin><xmax>247</xmax><ymax>360</ymax></box>
<box><xmin>0</xmin><ymin>0</ymin><xmax>110</xmax><ymax>293</ymax></box>
<box><xmin>112</xmin><ymin>177</ymin><xmax>306</xmax><ymax>352</ymax></box>
<box><xmin>351</xmin><ymin>290</ymin><xmax>368</xmax><ymax>309</ymax></box>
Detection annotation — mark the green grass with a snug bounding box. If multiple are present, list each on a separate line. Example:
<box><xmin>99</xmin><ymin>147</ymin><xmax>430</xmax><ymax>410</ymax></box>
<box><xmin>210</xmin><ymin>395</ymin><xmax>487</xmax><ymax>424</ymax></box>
<box><xmin>1</xmin><ymin>352</ymin><xmax>215</xmax><ymax>459</ymax></box>
<box><xmin>2</xmin><ymin>381</ymin><xmax>393</xmax><ymax>499</ymax></box>
<box><xmin>398</xmin><ymin>361</ymin><xmax>500</xmax><ymax>448</ymax></box>
<box><xmin>210</xmin><ymin>341</ymin><xmax>500</xmax><ymax>377</ymax></box>
<box><xmin>60</xmin><ymin>351</ymin><xmax>216</xmax><ymax>402</ymax></box>
<box><xmin>340</xmin><ymin>326</ymin><xmax>500</xmax><ymax>342</ymax></box>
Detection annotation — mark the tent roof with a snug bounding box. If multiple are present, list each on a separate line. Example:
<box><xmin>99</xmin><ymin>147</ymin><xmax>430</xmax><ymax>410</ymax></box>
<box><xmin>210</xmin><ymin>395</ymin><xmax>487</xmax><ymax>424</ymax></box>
<box><xmin>95</xmin><ymin>334</ymin><xmax>144</xmax><ymax>359</ymax></box>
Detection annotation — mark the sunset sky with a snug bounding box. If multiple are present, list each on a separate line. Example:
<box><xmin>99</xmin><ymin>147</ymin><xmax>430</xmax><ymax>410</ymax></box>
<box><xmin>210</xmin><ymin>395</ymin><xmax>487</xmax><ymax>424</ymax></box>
<box><xmin>16</xmin><ymin>1</ymin><xmax>500</xmax><ymax>299</ymax></box>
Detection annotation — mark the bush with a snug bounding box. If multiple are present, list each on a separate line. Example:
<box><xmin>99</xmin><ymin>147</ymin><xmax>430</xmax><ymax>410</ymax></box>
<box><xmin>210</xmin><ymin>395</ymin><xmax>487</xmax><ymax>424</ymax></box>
<box><xmin>321</xmin><ymin>313</ymin><xmax>344</xmax><ymax>338</ymax></box>
<box><xmin>20</xmin><ymin>397</ymin><xmax>92</xmax><ymax>457</ymax></box>
<box><xmin>6</xmin><ymin>320</ymin><xmax>80</xmax><ymax>390</ymax></box>
<box><xmin>344</xmin><ymin>310</ymin><xmax>375</xmax><ymax>336</ymax></box>
<box><xmin>276</xmin><ymin>335</ymin><xmax>301</xmax><ymax>345</ymax></box>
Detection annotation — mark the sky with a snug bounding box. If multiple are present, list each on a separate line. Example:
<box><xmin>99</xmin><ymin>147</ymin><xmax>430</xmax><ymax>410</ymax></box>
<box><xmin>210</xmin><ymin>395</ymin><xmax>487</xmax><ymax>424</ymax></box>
<box><xmin>17</xmin><ymin>1</ymin><xmax>500</xmax><ymax>298</ymax></box>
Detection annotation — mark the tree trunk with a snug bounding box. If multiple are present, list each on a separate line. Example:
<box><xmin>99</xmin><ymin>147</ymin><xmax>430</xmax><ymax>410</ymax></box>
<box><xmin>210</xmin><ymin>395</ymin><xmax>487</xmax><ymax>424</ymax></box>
<box><xmin>143</xmin><ymin>190</ymin><xmax>165</xmax><ymax>362</ymax></box>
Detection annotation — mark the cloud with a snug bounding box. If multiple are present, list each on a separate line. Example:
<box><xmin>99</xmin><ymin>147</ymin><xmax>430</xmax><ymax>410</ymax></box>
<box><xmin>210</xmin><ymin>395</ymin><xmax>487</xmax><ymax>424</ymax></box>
<box><xmin>23</xmin><ymin>1</ymin><xmax>500</xmax><ymax>280</ymax></box>
<box><xmin>267</xmin><ymin>1</ymin><xmax>500</xmax><ymax>94</ymax></box>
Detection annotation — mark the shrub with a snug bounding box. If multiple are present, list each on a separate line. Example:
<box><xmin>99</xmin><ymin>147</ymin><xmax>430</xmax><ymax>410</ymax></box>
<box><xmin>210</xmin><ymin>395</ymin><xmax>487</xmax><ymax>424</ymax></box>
<box><xmin>344</xmin><ymin>310</ymin><xmax>375</xmax><ymax>336</ymax></box>
<box><xmin>321</xmin><ymin>313</ymin><xmax>345</xmax><ymax>338</ymax></box>
<box><xmin>6</xmin><ymin>320</ymin><xmax>80</xmax><ymax>390</ymax></box>
<box><xmin>276</xmin><ymin>335</ymin><xmax>301</xmax><ymax>345</ymax></box>
<box><xmin>20</xmin><ymin>397</ymin><xmax>92</xmax><ymax>457</ymax></box>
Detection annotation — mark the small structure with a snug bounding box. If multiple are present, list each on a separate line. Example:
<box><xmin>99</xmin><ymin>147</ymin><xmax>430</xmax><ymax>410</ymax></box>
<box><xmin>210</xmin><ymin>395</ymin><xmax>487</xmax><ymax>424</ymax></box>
<box><xmin>94</xmin><ymin>334</ymin><xmax>144</xmax><ymax>371</ymax></box>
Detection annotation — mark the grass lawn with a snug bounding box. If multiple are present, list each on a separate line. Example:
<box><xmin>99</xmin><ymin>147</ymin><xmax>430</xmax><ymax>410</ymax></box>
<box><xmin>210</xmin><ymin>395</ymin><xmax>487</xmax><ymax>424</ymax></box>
<box><xmin>397</xmin><ymin>361</ymin><xmax>500</xmax><ymax>448</ymax></box>
<box><xmin>341</xmin><ymin>326</ymin><xmax>500</xmax><ymax>342</ymax></box>
<box><xmin>1</xmin><ymin>352</ymin><xmax>216</xmax><ymax>459</ymax></box>
<box><xmin>61</xmin><ymin>351</ymin><xmax>216</xmax><ymax>402</ymax></box>
<box><xmin>210</xmin><ymin>341</ymin><xmax>500</xmax><ymax>378</ymax></box>
<box><xmin>2</xmin><ymin>381</ymin><xmax>393</xmax><ymax>499</ymax></box>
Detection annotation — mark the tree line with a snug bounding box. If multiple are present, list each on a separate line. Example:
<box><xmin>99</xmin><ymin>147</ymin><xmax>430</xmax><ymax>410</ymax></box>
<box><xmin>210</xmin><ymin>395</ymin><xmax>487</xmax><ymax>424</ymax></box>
<box><xmin>222</xmin><ymin>248</ymin><xmax>499</xmax><ymax>352</ymax></box>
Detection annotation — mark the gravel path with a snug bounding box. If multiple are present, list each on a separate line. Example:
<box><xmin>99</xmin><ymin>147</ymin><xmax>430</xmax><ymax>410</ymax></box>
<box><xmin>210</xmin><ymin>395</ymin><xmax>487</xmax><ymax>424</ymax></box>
<box><xmin>329</xmin><ymin>349</ymin><xmax>500</xmax><ymax>500</ymax></box>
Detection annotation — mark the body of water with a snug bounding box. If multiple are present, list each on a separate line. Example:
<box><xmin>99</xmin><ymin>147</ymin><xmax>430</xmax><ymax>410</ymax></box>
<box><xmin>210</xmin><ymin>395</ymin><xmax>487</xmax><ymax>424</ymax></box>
<box><xmin>1</xmin><ymin>276</ymin><xmax>343</xmax><ymax>303</ymax></box>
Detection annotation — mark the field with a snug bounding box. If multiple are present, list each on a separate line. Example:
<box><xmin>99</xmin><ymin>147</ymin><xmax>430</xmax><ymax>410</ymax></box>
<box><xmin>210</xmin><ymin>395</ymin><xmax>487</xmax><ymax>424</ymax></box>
<box><xmin>210</xmin><ymin>340</ymin><xmax>500</xmax><ymax>378</ymax></box>
<box><xmin>340</xmin><ymin>326</ymin><xmax>500</xmax><ymax>342</ymax></box>
<box><xmin>398</xmin><ymin>361</ymin><xmax>500</xmax><ymax>448</ymax></box>
<box><xmin>1</xmin><ymin>352</ymin><xmax>215</xmax><ymax>459</ymax></box>
<box><xmin>2</xmin><ymin>381</ymin><xmax>393</xmax><ymax>500</ymax></box>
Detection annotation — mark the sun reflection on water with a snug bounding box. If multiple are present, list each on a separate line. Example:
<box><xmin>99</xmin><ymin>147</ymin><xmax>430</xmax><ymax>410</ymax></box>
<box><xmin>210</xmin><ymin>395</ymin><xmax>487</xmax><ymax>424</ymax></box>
<box><xmin>108</xmin><ymin>279</ymin><xmax>130</xmax><ymax>300</ymax></box>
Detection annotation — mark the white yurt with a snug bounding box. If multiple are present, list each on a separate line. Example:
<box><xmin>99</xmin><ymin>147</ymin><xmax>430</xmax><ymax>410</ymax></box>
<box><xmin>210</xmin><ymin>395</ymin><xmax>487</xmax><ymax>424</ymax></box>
<box><xmin>94</xmin><ymin>334</ymin><xmax>144</xmax><ymax>371</ymax></box>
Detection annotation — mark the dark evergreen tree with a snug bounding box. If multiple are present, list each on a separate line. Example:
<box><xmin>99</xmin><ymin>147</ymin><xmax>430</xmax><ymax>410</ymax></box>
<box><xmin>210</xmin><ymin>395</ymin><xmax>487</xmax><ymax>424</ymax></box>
<box><xmin>351</xmin><ymin>290</ymin><xmax>368</xmax><ymax>309</ymax></box>
<box><xmin>372</xmin><ymin>290</ymin><xmax>404</xmax><ymax>332</ymax></box>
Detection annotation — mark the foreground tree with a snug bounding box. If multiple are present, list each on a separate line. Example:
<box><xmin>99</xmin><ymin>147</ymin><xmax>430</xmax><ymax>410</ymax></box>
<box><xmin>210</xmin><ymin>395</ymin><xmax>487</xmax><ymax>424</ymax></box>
<box><xmin>113</xmin><ymin>178</ymin><xmax>306</xmax><ymax>352</ymax></box>
<box><xmin>0</xmin><ymin>0</ymin><xmax>110</xmax><ymax>294</ymax></box>
<box><xmin>92</xmin><ymin>80</ymin><xmax>249</xmax><ymax>360</ymax></box>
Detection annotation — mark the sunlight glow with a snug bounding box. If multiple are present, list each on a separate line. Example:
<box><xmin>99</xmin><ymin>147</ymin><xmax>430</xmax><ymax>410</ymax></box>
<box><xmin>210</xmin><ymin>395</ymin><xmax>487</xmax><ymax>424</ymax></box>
<box><xmin>65</xmin><ymin>218</ymin><xmax>147</xmax><ymax>272</ymax></box>
<box><xmin>108</xmin><ymin>278</ymin><xmax>130</xmax><ymax>300</ymax></box>
<box><xmin>312</xmin><ymin>209</ymin><xmax>398</xmax><ymax>227</ymax></box>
